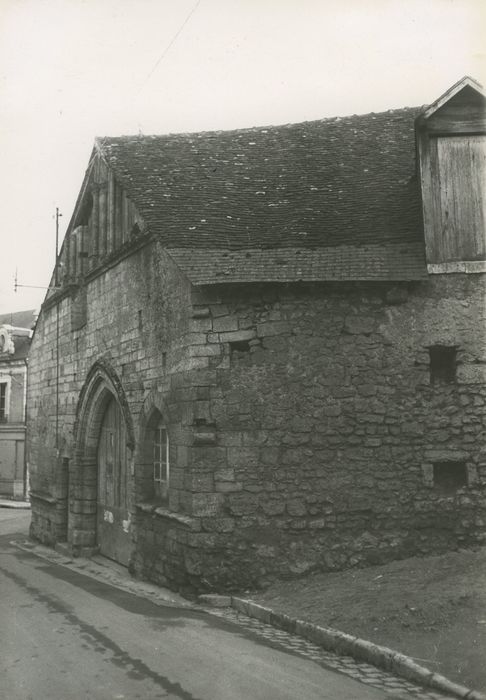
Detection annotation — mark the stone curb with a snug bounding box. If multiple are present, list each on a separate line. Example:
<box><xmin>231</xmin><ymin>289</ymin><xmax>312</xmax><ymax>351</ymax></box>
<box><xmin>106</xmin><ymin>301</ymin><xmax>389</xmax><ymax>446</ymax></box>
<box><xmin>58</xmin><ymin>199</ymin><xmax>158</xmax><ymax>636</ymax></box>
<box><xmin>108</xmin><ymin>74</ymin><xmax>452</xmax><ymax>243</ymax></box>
<box><xmin>198</xmin><ymin>594</ymin><xmax>485</xmax><ymax>700</ymax></box>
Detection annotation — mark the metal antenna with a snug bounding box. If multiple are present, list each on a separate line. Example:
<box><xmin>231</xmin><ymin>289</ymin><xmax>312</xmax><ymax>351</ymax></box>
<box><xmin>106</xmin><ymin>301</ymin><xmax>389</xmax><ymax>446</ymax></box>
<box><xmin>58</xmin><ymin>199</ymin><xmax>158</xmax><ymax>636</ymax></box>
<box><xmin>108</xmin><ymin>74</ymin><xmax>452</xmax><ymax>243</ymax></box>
<box><xmin>13</xmin><ymin>209</ymin><xmax>63</xmax><ymax>452</ymax></box>
<box><xmin>14</xmin><ymin>210</ymin><xmax>63</xmax><ymax>293</ymax></box>
<box><xmin>14</xmin><ymin>207</ymin><xmax>62</xmax><ymax>292</ymax></box>
<box><xmin>55</xmin><ymin>207</ymin><xmax>62</xmax><ymax>287</ymax></box>
<box><xmin>55</xmin><ymin>208</ymin><xmax>62</xmax><ymax>450</ymax></box>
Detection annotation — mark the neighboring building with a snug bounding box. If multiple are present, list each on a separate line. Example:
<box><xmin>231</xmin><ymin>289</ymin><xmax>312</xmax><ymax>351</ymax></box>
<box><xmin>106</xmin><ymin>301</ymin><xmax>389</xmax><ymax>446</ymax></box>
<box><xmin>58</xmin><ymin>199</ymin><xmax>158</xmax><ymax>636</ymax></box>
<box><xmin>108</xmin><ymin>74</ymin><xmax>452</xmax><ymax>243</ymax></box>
<box><xmin>27</xmin><ymin>78</ymin><xmax>485</xmax><ymax>592</ymax></box>
<box><xmin>0</xmin><ymin>309</ymin><xmax>36</xmax><ymax>499</ymax></box>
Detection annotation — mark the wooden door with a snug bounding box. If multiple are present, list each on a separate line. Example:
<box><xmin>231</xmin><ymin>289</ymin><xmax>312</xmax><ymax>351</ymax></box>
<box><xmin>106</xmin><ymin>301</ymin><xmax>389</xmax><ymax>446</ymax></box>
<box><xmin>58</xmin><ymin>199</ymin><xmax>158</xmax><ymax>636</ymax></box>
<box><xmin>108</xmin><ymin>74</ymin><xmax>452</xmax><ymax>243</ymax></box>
<box><xmin>96</xmin><ymin>396</ymin><xmax>131</xmax><ymax>565</ymax></box>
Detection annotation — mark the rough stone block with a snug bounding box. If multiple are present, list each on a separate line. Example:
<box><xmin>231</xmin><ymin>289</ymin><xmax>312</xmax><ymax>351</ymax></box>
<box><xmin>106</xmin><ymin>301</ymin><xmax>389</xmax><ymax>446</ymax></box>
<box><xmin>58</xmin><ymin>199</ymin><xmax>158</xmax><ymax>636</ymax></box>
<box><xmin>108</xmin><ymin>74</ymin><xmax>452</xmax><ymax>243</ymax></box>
<box><xmin>227</xmin><ymin>447</ymin><xmax>259</xmax><ymax>468</ymax></box>
<box><xmin>287</xmin><ymin>499</ymin><xmax>307</xmax><ymax>516</ymax></box>
<box><xmin>209</xmin><ymin>304</ymin><xmax>229</xmax><ymax>318</ymax></box>
<box><xmin>214</xmin><ymin>467</ymin><xmax>235</xmax><ymax>481</ymax></box>
<box><xmin>218</xmin><ymin>329</ymin><xmax>256</xmax><ymax>343</ymax></box>
<box><xmin>200</xmin><ymin>517</ymin><xmax>235</xmax><ymax>533</ymax></box>
<box><xmin>213</xmin><ymin>316</ymin><xmax>239</xmax><ymax>332</ymax></box>
<box><xmin>192</xmin><ymin>431</ymin><xmax>218</xmax><ymax>446</ymax></box>
<box><xmin>215</xmin><ymin>481</ymin><xmax>243</xmax><ymax>493</ymax></box>
<box><xmin>189</xmin><ymin>318</ymin><xmax>213</xmax><ymax>333</ymax></box>
<box><xmin>457</xmin><ymin>365</ymin><xmax>486</xmax><ymax>384</ymax></box>
<box><xmin>343</xmin><ymin>316</ymin><xmax>376</xmax><ymax>335</ymax></box>
<box><xmin>181</xmin><ymin>332</ymin><xmax>207</xmax><ymax>346</ymax></box>
<box><xmin>261</xmin><ymin>500</ymin><xmax>285</xmax><ymax>515</ymax></box>
<box><xmin>189</xmin><ymin>496</ymin><xmax>226</xmax><ymax>529</ymax></box>
<box><xmin>256</xmin><ymin>321</ymin><xmax>290</xmax><ymax>337</ymax></box>
<box><xmin>425</xmin><ymin>449</ymin><xmax>470</xmax><ymax>462</ymax></box>
<box><xmin>228</xmin><ymin>493</ymin><xmax>259</xmax><ymax>515</ymax></box>
<box><xmin>189</xmin><ymin>445</ymin><xmax>226</xmax><ymax>469</ymax></box>
<box><xmin>192</xmin><ymin>306</ymin><xmax>210</xmax><ymax>319</ymax></box>
<box><xmin>190</xmin><ymin>344</ymin><xmax>221</xmax><ymax>357</ymax></box>
<box><xmin>184</xmin><ymin>472</ymin><xmax>214</xmax><ymax>492</ymax></box>
<box><xmin>70</xmin><ymin>529</ymin><xmax>96</xmax><ymax>547</ymax></box>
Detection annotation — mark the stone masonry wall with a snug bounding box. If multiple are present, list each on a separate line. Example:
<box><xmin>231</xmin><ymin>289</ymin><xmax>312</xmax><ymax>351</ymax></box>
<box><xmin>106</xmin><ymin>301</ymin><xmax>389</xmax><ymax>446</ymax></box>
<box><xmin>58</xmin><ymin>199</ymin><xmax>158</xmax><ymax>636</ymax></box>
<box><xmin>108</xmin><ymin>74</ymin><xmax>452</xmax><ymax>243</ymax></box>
<box><xmin>27</xmin><ymin>249</ymin><xmax>486</xmax><ymax>593</ymax></box>
<box><xmin>177</xmin><ymin>275</ymin><xmax>486</xmax><ymax>590</ymax></box>
<box><xmin>27</xmin><ymin>241</ymin><xmax>195</xmax><ymax>563</ymax></box>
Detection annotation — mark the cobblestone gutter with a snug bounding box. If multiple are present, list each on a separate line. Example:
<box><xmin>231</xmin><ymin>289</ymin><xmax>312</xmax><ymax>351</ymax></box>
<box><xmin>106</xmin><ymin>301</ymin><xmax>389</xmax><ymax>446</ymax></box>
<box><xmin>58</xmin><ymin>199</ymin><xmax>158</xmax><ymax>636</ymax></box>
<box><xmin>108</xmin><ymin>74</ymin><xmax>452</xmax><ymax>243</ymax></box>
<box><xmin>199</xmin><ymin>594</ymin><xmax>486</xmax><ymax>700</ymax></box>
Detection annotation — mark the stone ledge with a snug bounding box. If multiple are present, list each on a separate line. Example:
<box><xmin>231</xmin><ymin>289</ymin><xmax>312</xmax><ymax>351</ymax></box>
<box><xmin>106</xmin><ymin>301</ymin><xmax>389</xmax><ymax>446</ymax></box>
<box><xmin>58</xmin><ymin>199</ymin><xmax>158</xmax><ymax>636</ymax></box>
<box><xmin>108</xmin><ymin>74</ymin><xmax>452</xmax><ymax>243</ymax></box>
<box><xmin>199</xmin><ymin>595</ymin><xmax>485</xmax><ymax>700</ymax></box>
<box><xmin>427</xmin><ymin>261</ymin><xmax>486</xmax><ymax>275</ymax></box>
<box><xmin>0</xmin><ymin>498</ymin><xmax>30</xmax><ymax>509</ymax></box>
<box><xmin>135</xmin><ymin>502</ymin><xmax>198</xmax><ymax>529</ymax></box>
<box><xmin>29</xmin><ymin>491</ymin><xmax>57</xmax><ymax>505</ymax></box>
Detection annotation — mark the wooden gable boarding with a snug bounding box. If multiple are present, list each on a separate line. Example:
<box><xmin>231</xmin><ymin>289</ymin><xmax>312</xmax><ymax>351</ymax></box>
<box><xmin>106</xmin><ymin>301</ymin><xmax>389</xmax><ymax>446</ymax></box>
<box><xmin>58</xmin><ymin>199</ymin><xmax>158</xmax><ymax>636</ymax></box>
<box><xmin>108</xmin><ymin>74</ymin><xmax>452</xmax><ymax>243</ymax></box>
<box><xmin>55</xmin><ymin>149</ymin><xmax>145</xmax><ymax>290</ymax></box>
<box><xmin>416</xmin><ymin>77</ymin><xmax>486</xmax><ymax>269</ymax></box>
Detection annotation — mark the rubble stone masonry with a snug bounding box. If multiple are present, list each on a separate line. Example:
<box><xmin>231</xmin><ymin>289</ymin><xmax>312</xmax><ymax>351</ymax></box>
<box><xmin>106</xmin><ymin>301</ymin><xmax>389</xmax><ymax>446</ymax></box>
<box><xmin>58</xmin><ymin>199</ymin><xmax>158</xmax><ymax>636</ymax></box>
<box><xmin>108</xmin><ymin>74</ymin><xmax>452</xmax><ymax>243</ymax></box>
<box><xmin>27</xmin><ymin>242</ymin><xmax>486</xmax><ymax>592</ymax></box>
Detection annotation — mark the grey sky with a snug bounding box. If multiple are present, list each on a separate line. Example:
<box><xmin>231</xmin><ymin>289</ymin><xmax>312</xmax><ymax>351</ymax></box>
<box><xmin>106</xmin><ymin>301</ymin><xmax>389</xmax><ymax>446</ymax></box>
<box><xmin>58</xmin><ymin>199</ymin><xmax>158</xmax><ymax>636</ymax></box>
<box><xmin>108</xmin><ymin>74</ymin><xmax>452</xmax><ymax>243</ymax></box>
<box><xmin>1</xmin><ymin>0</ymin><xmax>484</xmax><ymax>314</ymax></box>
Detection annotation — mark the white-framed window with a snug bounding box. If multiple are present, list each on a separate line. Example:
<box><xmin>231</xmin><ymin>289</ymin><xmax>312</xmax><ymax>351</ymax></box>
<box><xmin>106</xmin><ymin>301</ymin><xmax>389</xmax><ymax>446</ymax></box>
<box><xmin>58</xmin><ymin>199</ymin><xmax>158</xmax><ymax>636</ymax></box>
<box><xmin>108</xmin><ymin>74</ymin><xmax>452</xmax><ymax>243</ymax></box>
<box><xmin>153</xmin><ymin>421</ymin><xmax>169</xmax><ymax>500</ymax></box>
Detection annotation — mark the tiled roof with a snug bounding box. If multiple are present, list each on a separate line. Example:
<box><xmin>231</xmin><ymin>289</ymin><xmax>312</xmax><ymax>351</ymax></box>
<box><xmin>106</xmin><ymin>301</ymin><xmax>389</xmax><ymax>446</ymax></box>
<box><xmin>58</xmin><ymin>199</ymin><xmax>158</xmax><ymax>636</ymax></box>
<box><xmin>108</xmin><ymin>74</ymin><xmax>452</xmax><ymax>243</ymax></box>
<box><xmin>98</xmin><ymin>106</ymin><xmax>426</xmax><ymax>281</ymax></box>
<box><xmin>10</xmin><ymin>333</ymin><xmax>30</xmax><ymax>360</ymax></box>
<box><xmin>0</xmin><ymin>309</ymin><xmax>36</xmax><ymax>329</ymax></box>
<box><xmin>0</xmin><ymin>328</ymin><xmax>31</xmax><ymax>362</ymax></box>
<box><xmin>169</xmin><ymin>243</ymin><xmax>427</xmax><ymax>285</ymax></box>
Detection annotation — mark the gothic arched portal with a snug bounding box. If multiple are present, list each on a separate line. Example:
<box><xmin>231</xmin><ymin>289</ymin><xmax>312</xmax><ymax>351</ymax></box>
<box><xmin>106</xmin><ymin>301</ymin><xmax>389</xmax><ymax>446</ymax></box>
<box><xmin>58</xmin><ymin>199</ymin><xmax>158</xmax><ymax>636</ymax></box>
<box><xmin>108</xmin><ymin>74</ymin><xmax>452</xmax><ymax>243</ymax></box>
<box><xmin>70</xmin><ymin>359</ymin><xmax>134</xmax><ymax>565</ymax></box>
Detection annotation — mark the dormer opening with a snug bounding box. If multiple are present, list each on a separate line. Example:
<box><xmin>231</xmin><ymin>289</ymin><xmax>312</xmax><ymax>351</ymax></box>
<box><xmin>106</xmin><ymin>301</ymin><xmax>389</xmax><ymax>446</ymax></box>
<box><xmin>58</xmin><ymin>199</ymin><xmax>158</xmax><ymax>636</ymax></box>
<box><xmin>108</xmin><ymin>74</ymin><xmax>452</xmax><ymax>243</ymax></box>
<box><xmin>417</xmin><ymin>77</ymin><xmax>486</xmax><ymax>272</ymax></box>
<box><xmin>75</xmin><ymin>191</ymin><xmax>93</xmax><ymax>227</ymax></box>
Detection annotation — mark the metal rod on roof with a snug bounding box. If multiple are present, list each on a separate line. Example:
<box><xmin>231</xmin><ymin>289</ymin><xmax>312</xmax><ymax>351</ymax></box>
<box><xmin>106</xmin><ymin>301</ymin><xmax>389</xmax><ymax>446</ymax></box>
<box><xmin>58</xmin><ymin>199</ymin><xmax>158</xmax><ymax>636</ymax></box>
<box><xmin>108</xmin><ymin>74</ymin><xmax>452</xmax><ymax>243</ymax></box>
<box><xmin>55</xmin><ymin>207</ymin><xmax>62</xmax><ymax>287</ymax></box>
<box><xmin>15</xmin><ymin>284</ymin><xmax>60</xmax><ymax>291</ymax></box>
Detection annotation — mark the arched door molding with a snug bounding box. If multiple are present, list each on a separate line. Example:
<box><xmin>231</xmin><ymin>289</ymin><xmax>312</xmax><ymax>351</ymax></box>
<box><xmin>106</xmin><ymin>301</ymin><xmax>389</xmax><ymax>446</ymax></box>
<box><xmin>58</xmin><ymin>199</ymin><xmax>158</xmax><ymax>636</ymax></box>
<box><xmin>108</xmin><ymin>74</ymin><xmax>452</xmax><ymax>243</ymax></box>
<box><xmin>69</xmin><ymin>359</ymin><xmax>134</xmax><ymax>554</ymax></box>
<box><xmin>74</xmin><ymin>358</ymin><xmax>135</xmax><ymax>453</ymax></box>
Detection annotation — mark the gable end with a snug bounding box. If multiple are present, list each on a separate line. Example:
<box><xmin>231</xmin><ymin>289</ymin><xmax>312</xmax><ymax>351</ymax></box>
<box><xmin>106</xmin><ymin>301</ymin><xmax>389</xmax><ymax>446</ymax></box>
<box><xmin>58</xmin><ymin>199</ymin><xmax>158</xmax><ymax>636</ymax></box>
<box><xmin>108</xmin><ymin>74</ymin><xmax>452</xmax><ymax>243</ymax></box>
<box><xmin>417</xmin><ymin>78</ymin><xmax>486</xmax><ymax>269</ymax></box>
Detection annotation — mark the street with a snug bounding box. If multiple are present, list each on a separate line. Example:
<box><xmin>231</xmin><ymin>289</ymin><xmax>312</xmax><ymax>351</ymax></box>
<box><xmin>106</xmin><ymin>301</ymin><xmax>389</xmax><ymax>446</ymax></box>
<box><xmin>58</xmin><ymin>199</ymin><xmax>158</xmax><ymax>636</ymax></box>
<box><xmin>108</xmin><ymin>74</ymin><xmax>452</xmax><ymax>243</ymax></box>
<box><xmin>0</xmin><ymin>509</ymin><xmax>396</xmax><ymax>700</ymax></box>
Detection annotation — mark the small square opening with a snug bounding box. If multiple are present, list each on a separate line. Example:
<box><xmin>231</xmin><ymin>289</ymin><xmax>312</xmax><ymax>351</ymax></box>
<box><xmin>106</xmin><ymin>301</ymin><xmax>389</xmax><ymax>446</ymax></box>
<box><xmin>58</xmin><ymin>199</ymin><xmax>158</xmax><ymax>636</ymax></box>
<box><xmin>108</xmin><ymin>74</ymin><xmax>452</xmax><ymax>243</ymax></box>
<box><xmin>229</xmin><ymin>340</ymin><xmax>251</xmax><ymax>354</ymax></box>
<box><xmin>429</xmin><ymin>346</ymin><xmax>456</xmax><ymax>384</ymax></box>
<box><xmin>433</xmin><ymin>461</ymin><xmax>467</xmax><ymax>492</ymax></box>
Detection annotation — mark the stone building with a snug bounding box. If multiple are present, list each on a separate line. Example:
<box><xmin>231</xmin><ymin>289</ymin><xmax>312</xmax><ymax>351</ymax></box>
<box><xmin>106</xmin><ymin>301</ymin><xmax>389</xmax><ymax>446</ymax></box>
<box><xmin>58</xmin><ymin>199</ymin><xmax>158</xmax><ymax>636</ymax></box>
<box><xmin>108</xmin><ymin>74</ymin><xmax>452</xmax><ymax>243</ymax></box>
<box><xmin>27</xmin><ymin>77</ymin><xmax>486</xmax><ymax>592</ymax></box>
<box><xmin>0</xmin><ymin>309</ymin><xmax>36</xmax><ymax>499</ymax></box>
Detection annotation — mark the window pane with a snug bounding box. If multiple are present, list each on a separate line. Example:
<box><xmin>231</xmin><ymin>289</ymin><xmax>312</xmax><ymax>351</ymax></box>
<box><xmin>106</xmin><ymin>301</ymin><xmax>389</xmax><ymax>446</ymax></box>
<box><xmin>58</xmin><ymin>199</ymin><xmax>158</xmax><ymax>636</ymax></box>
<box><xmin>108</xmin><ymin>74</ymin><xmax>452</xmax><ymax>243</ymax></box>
<box><xmin>152</xmin><ymin>420</ymin><xmax>169</xmax><ymax>495</ymax></box>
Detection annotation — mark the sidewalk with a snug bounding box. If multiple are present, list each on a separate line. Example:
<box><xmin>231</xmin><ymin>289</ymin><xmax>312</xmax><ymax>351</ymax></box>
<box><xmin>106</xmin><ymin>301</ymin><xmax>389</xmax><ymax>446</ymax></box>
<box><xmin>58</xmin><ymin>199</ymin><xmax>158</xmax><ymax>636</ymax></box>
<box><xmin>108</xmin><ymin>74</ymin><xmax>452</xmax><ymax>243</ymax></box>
<box><xmin>0</xmin><ymin>498</ymin><xmax>30</xmax><ymax>509</ymax></box>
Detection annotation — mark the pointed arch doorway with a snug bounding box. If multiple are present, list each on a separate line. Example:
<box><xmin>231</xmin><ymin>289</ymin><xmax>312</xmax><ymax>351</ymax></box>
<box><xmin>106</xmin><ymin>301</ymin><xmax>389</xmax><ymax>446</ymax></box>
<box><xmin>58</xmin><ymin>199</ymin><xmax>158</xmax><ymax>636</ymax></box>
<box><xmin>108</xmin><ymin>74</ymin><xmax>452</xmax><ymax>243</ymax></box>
<box><xmin>97</xmin><ymin>395</ymin><xmax>131</xmax><ymax>565</ymax></box>
<box><xmin>72</xmin><ymin>360</ymin><xmax>135</xmax><ymax>567</ymax></box>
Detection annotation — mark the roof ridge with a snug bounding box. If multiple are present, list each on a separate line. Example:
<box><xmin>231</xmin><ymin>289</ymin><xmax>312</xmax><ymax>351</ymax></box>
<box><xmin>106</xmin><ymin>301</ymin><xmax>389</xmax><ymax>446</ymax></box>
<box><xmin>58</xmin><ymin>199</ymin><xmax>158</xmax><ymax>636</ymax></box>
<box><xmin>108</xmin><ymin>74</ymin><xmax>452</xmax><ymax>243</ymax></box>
<box><xmin>96</xmin><ymin>105</ymin><xmax>424</xmax><ymax>143</ymax></box>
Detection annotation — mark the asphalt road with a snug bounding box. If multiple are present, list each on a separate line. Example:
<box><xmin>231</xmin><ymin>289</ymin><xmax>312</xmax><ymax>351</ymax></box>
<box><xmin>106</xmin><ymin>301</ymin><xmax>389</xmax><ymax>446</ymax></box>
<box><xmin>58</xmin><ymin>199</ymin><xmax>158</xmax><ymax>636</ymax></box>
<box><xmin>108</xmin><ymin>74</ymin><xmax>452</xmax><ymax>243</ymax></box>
<box><xmin>0</xmin><ymin>509</ymin><xmax>392</xmax><ymax>700</ymax></box>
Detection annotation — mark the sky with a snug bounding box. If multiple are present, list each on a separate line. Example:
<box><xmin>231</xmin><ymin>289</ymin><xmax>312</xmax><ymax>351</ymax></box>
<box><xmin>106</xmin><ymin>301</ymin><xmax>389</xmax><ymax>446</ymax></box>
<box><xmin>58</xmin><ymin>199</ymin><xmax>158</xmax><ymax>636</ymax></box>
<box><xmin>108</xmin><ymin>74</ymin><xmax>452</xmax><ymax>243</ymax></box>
<box><xmin>0</xmin><ymin>0</ymin><xmax>484</xmax><ymax>315</ymax></box>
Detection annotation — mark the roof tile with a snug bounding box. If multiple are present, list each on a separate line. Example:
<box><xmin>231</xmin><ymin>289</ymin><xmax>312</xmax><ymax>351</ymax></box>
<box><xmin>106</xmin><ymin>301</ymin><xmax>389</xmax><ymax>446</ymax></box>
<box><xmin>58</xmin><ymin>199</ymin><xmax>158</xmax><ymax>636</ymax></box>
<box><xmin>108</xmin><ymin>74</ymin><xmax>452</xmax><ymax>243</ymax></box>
<box><xmin>97</xmin><ymin>107</ymin><xmax>426</xmax><ymax>281</ymax></box>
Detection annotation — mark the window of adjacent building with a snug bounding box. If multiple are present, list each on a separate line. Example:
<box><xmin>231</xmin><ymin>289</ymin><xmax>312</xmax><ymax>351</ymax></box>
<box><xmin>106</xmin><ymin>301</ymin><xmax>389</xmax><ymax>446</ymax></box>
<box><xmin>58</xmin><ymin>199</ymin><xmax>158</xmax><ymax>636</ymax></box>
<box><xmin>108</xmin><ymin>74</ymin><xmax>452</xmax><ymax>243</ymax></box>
<box><xmin>433</xmin><ymin>461</ymin><xmax>467</xmax><ymax>493</ymax></box>
<box><xmin>429</xmin><ymin>346</ymin><xmax>456</xmax><ymax>384</ymax></box>
<box><xmin>0</xmin><ymin>382</ymin><xmax>6</xmax><ymax>422</ymax></box>
<box><xmin>153</xmin><ymin>419</ymin><xmax>169</xmax><ymax>500</ymax></box>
